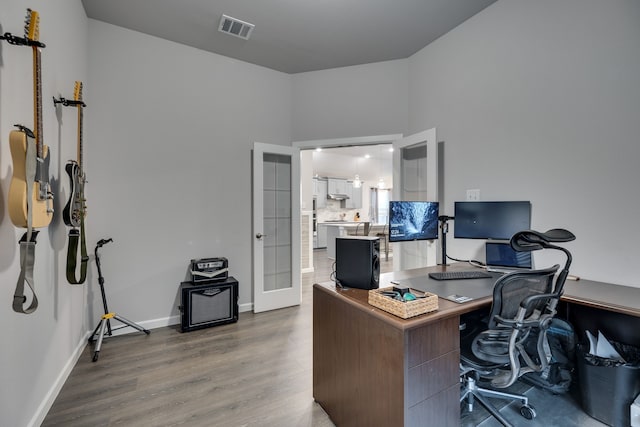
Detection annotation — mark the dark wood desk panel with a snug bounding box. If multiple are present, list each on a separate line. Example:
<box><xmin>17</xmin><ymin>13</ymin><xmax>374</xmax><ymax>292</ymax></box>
<box><xmin>313</xmin><ymin>264</ymin><xmax>640</xmax><ymax>426</ymax></box>
<box><xmin>313</xmin><ymin>286</ymin><xmax>405</xmax><ymax>426</ymax></box>
<box><xmin>313</xmin><ymin>264</ymin><xmax>485</xmax><ymax>427</ymax></box>
<box><xmin>313</xmin><ymin>283</ymin><xmax>461</xmax><ymax>427</ymax></box>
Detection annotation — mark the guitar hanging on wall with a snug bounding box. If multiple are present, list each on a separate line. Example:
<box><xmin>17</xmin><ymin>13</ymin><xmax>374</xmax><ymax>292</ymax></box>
<box><xmin>0</xmin><ymin>9</ymin><xmax>51</xmax><ymax>313</ymax></box>
<box><xmin>55</xmin><ymin>82</ymin><xmax>89</xmax><ymax>284</ymax></box>
<box><xmin>61</xmin><ymin>82</ymin><xmax>87</xmax><ymax>228</ymax></box>
<box><xmin>5</xmin><ymin>9</ymin><xmax>53</xmax><ymax>228</ymax></box>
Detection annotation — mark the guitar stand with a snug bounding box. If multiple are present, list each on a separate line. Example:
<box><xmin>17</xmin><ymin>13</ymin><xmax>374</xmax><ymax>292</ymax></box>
<box><xmin>89</xmin><ymin>238</ymin><xmax>150</xmax><ymax>362</ymax></box>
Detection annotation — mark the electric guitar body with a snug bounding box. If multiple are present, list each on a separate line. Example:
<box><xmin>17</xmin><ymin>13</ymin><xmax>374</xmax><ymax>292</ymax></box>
<box><xmin>8</xmin><ymin>129</ymin><xmax>52</xmax><ymax>228</ymax></box>
<box><xmin>62</xmin><ymin>161</ymin><xmax>84</xmax><ymax>227</ymax></box>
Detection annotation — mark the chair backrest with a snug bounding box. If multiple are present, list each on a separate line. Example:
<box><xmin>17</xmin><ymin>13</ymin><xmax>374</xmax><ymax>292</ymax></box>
<box><xmin>470</xmin><ymin>229</ymin><xmax>575</xmax><ymax>387</ymax></box>
<box><xmin>486</xmin><ymin>265</ymin><xmax>559</xmax><ymax>330</ymax></box>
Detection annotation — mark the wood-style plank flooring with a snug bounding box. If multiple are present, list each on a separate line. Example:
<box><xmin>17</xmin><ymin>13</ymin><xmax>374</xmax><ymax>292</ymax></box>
<box><xmin>43</xmin><ymin>249</ymin><xmax>602</xmax><ymax>427</ymax></box>
<box><xmin>42</xmin><ymin>250</ymin><xmax>392</xmax><ymax>427</ymax></box>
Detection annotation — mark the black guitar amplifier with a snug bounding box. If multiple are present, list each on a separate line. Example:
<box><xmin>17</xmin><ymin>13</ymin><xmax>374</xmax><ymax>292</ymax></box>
<box><xmin>179</xmin><ymin>277</ymin><xmax>238</xmax><ymax>332</ymax></box>
<box><xmin>190</xmin><ymin>257</ymin><xmax>228</xmax><ymax>283</ymax></box>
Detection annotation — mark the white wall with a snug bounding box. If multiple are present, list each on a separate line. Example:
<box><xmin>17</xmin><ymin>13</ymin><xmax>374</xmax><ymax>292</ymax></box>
<box><xmin>86</xmin><ymin>20</ymin><xmax>292</xmax><ymax>323</ymax></box>
<box><xmin>406</xmin><ymin>0</ymin><xmax>640</xmax><ymax>286</ymax></box>
<box><xmin>3</xmin><ymin>1</ymin><xmax>640</xmax><ymax>425</ymax></box>
<box><xmin>1</xmin><ymin>6</ymin><xmax>292</xmax><ymax>426</ymax></box>
<box><xmin>0</xmin><ymin>2</ymin><xmax>89</xmax><ymax>426</ymax></box>
<box><xmin>292</xmin><ymin>60</ymin><xmax>409</xmax><ymax>141</ymax></box>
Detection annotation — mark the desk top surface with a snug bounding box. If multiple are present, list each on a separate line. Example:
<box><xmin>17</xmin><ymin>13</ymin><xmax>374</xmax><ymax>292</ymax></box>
<box><xmin>314</xmin><ymin>264</ymin><xmax>640</xmax><ymax>329</ymax></box>
<box><xmin>563</xmin><ymin>278</ymin><xmax>640</xmax><ymax>317</ymax></box>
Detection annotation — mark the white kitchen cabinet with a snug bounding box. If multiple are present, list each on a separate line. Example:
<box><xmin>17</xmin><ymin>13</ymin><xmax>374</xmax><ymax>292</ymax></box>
<box><xmin>314</xmin><ymin>178</ymin><xmax>328</xmax><ymax>208</ymax></box>
<box><xmin>346</xmin><ymin>184</ymin><xmax>362</xmax><ymax>209</ymax></box>
<box><xmin>327</xmin><ymin>178</ymin><xmax>348</xmax><ymax>195</ymax></box>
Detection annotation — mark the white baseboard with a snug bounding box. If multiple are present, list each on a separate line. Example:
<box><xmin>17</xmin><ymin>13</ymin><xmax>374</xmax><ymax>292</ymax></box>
<box><xmin>30</xmin><ymin>305</ymin><xmax>257</xmax><ymax>426</ymax></box>
<box><xmin>108</xmin><ymin>305</ymin><xmax>253</xmax><ymax>337</ymax></box>
<box><xmin>239</xmin><ymin>302</ymin><xmax>253</xmax><ymax>312</ymax></box>
<box><xmin>108</xmin><ymin>315</ymin><xmax>180</xmax><ymax>336</ymax></box>
<box><xmin>28</xmin><ymin>330</ymin><xmax>92</xmax><ymax>427</ymax></box>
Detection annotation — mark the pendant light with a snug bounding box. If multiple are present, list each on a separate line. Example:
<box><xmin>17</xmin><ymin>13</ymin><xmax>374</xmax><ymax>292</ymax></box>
<box><xmin>353</xmin><ymin>156</ymin><xmax>362</xmax><ymax>188</ymax></box>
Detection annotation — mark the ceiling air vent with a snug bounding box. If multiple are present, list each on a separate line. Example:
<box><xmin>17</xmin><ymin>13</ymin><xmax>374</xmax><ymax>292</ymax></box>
<box><xmin>218</xmin><ymin>14</ymin><xmax>255</xmax><ymax>40</ymax></box>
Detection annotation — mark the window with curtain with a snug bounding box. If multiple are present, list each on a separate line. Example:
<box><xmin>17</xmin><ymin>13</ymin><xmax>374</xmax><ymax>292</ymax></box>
<box><xmin>369</xmin><ymin>188</ymin><xmax>391</xmax><ymax>225</ymax></box>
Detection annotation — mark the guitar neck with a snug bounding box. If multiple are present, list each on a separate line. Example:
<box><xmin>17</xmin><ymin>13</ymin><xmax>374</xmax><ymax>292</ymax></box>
<box><xmin>77</xmin><ymin>102</ymin><xmax>83</xmax><ymax>171</ymax></box>
<box><xmin>74</xmin><ymin>81</ymin><xmax>84</xmax><ymax>172</ymax></box>
<box><xmin>33</xmin><ymin>44</ymin><xmax>43</xmax><ymax>157</ymax></box>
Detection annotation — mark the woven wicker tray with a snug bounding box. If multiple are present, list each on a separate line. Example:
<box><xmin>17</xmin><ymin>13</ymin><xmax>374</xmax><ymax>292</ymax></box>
<box><xmin>368</xmin><ymin>287</ymin><xmax>438</xmax><ymax>319</ymax></box>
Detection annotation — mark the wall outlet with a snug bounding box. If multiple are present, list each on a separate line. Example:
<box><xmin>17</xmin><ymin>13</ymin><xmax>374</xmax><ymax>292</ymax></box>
<box><xmin>466</xmin><ymin>189</ymin><xmax>480</xmax><ymax>201</ymax></box>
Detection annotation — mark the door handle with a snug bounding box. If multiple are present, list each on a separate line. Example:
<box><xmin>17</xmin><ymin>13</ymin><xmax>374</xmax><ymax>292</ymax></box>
<box><xmin>256</xmin><ymin>233</ymin><xmax>267</xmax><ymax>239</ymax></box>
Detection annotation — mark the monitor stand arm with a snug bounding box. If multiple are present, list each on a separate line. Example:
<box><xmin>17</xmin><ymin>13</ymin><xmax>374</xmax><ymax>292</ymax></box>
<box><xmin>438</xmin><ymin>216</ymin><xmax>454</xmax><ymax>266</ymax></box>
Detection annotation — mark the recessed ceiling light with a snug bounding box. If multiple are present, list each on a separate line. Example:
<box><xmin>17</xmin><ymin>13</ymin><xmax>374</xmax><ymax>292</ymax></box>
<box><xmin>315</xmin><ymin>147</ymin><xmax>322</xmax><ymax>152</ymax></box>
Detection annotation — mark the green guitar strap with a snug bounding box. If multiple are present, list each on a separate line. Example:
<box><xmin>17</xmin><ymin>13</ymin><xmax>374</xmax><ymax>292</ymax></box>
<box><xmin>66</xmin><ymin>216</ymin><xmax>88</xmax><ymax>284</ymax></box>
<box><xmin>14</xmin><ymin>131</ymin><xmax>39</xmax><ymax>314</ymax></box>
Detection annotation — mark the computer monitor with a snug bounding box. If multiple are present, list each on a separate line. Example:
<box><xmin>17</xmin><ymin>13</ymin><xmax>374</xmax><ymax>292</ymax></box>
<box><xmin>388</xmin><ymin>201</ymin><xmax>439</xmax><ymax>242</ymax></box>
<box><xmin>485</xmin><ymin>240</ymin><xmax>532</xmax><ymax>271</ymax></box>
<box><xmin>453</xmin><ymin>201</ymin><xmax>531</xmax><ymax>240</ymax></box>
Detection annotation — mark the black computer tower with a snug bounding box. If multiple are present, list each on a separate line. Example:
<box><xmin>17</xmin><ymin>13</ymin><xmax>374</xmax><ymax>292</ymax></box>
<box><xmin>335</xmin><ymin>236</ymin><xmax>380</xmax><ymax>290</ymax></box>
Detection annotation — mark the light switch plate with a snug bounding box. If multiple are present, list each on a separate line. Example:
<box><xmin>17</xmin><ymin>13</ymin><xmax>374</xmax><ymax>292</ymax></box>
<box><xmin>466</xmin><ymin>189</ymin><xmax>480</xmax><ymax>201</ymax></box>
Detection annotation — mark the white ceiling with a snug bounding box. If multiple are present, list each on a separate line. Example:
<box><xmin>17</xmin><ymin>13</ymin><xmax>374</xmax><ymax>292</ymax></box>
<box><xmin>81</xmin><ymin>0</ymin><xmax>497</xmax><ymax>74</ymax></box>
<box><xmin>311</xmin><ymin>144</ymin><xmax>393</xmax><ymax>184</ymax></box>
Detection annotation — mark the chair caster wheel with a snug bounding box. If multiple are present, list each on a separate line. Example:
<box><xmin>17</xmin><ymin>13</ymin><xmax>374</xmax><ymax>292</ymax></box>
<box><xmin>519</xmin><ymin>404</ymin><xmax>536</xmax><ymax>420</ymax></box>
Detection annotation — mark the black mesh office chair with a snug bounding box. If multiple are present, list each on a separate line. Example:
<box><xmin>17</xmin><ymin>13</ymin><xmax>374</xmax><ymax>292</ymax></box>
<box><xmin>460</xmin><ymin>228</ymin><xmax>575</xmax><ymax>427</ymax></box>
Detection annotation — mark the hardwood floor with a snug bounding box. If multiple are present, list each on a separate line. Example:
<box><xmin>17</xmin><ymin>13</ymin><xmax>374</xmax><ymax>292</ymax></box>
<box><xmin>43</xmin><ymin>250</ymin><xmax>598</xmax><ymax>427</ymax></box>
<box><xmin>43</xmin><ymin>250</ymin><xmax>391</xmax><ymax>427</ymax></box>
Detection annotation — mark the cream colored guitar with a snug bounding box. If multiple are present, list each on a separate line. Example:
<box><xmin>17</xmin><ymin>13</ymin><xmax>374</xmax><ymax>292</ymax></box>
<box><xmin>7</xmin><ymin>9</ymin><xmax>53</xmax><ymax>228</ymax></box>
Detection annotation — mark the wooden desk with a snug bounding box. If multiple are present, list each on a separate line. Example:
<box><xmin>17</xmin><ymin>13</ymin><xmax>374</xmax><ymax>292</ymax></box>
<box><xmin>313</xmin><ymin>264</ymin><xmax>493</xmax><ymax>427</ymax></box>
<box><xmin>313</xmin><ymin>265</ymin><xmax>640</xmax><ymax>427</ymax></box>
<box><xmin>562</xmin><ymin>278</ymin><xmax>640</xmax><ymax>347</ymax></box>
<box><xmin>563</xmin><ymin>278</ymin><xmax>640</xmax><ymax>317</ymax></box>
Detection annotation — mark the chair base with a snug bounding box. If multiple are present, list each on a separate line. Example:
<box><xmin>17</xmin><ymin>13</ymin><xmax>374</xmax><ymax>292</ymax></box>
<box><xmin>460</xmin><ymin>374</ymin><xmax>537</xmax><ymax>427</ymax></box>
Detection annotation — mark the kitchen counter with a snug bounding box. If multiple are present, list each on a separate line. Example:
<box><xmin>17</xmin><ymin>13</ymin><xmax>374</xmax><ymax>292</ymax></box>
<box><xmin>321</xmin><ymin>222</ymin><xmax>370</xmax><ymax>258</ymax></box>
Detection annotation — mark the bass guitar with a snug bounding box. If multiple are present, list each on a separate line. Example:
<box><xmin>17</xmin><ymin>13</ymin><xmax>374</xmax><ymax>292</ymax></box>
<box><xmin>63</xmin><ymin>82</ymin><xmax>87</xmax><ymax>227</ymax></box>
<box><xmin>7</xmin><ymin>8</ymin><xmax>53</xmax><ymax>229</ymax></box>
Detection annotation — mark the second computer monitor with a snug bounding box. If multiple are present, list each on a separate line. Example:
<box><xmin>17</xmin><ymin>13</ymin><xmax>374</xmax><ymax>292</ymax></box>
<box><xmin>454</xmin><ymin>201</ymin><xmax>531</xmax><ymax>240</ymax></box>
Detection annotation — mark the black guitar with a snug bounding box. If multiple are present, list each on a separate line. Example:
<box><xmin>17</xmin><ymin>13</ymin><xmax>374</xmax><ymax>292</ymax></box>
<box><xmin>63</xmin><ymin>81</ymin><xmax>87</xmax><ymax>227</ymax></box>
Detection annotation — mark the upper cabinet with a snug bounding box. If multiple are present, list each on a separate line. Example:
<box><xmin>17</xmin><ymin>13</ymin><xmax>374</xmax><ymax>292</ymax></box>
<box><xmin>313</xmin><ymin>177</ymin><xmax>328</xmax><ymax>207</ymax></box>
<box><xmin>346</xmin><ymin>183</ymin><xmax>362</xmax><ymax>209</ymax></box>
<box><xmin>327</xmin><ymin>178</ymin><xmax>349</xmax><ymax>195</ymax></box>
<box><xmin>316</xmin><ymin>177</ymin><xmax>361</xmax><ymax>209</ymax></box>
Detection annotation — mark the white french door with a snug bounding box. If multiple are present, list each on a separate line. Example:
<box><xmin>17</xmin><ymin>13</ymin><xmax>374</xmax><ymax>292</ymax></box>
<box><xmin>392</xmin><ymin>128</ymin><xmax>438</xmax><ymax>270</ymax></box>
<box><xmin>252</xmin><ymin>142</ymin><xmax>301</xmax><ymax>313</ymax></box>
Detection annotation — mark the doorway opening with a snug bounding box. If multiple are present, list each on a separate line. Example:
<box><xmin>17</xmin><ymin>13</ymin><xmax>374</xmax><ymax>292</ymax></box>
<box><xmin>294</xmin><ymin>135</ymin><xmax>401</xmax><ymax>270</ymax></box>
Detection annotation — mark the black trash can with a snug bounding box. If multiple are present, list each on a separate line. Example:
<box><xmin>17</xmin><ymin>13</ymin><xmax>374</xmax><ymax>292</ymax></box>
<box><xmin>576</xmin><ymin>342</ymin><xmax>640</xmax><ymax>427</ymax></box>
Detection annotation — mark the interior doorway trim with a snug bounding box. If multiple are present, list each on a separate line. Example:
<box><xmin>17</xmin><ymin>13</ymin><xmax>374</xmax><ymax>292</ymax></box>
<box><xmin>292</xmin><ymin>134</ymin><xmax>403</xmax><ymax>150</ymax></box>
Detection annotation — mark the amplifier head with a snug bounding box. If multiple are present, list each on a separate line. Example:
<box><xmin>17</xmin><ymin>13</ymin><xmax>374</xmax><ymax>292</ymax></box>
<box><xmin>190</xmin><ymin>257</ymin><xmax>228</xmax><ymax>282</ymax></box>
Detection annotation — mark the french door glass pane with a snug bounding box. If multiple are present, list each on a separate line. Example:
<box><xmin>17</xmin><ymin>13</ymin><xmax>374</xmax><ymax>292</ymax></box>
<box><xmin>263</xmin><ymin>153</ymin><xmax>292</xmax><ymax>291</ymax></box>
<box><xmin>401</xmin><ymin>142</ymin><xmax>428</xmax><ymax>201</ymax></box>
